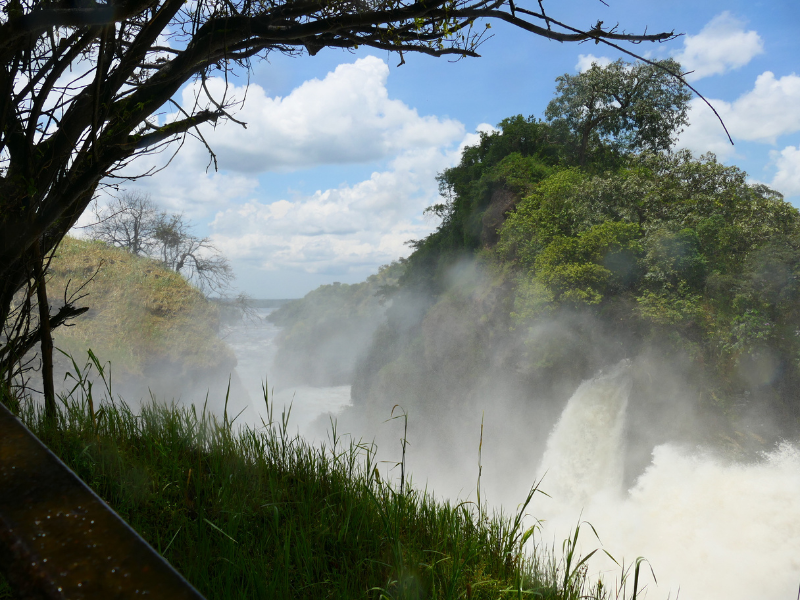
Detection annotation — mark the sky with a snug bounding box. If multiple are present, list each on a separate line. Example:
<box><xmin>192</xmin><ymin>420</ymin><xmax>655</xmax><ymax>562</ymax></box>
<box><xmin>82</xmin><ymin>0</ymin><xmax>800</xmax><ymax>298</ymax></box>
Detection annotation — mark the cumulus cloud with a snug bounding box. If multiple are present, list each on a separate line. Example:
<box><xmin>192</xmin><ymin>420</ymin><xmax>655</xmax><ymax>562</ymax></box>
<box><xmin>675</xmin><ymin>12</ymin><xmax>763</xmax><ymax>81</ymax></box>
<box><xmin>105</xmin><ymin>56</ymin><xmax>470</xmax><ymax>223</ymax></box>
<box><xmin>208</xmin><ymin>127</ymin><xmax>490</xmax><ymax>276</ymax></box>
<box><xmin>676</xmin><ymin>98</ymin><xmax>738</xmax><ymax>160</ymax></box>
<box><xmin>770</xmin><ymin>146</ymin><xmax>800</xmax><ymax>199</ymax></box>
<box><xmin>677</xmin><ymin>72</ymin><xmax>800</xmax><ymax>157</ymax></box>
<box><xmin>575</xmin><ymin>54</ymin><xmax>612</xmax><ymax>73</ymax></box>
<box><xmin>175</xmin><ymin>56</ymin><xmax>464</xmax><ymax>173</ymax></box>
<box><xmin>724</xmin><ymin>72</ymin><xmax>800</xmax><ymax>143</ymax></box>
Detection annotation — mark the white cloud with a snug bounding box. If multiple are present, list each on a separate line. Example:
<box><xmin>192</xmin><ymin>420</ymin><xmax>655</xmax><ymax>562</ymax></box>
<box><xmin>770</xmin><ymin>146</ymin><xmax>800</xmax><ymax>199</ymax></box>
<box><xmin>105</xmin><ymin>56</ymin><xmax>469</xmax><ymax>222</ymax></box>
<box><xmin>84</xmin><ymin>57</ymin><xmax>492</xmax><ymax>286</ymax></box>
<box><xmin>177</xmin><ymin>56</ymin><xmax>464</xmax><ymax>173</ymax></box>
<box><xmin>208</xmin><ymin>127</ymin><xmax>489</xmax><ymax>276</ymax></box>
<box><xmin>725</xmin><ymin>72</ymin><xmax>800</xmax><ymax>144</ymax></box>
<box><xmin>675</xmin><ymin>12</ymin><xmax>763</xmax><ymax>81</ymax></box>
<box><xmin>677</xmin><ymin>72</ymin><xmax>800</xmax><ymax>157</ymax></box>
<box><xmin>676</xmin><ymin>98</ymin><xmax>738</xmax><ymax>160</ymax></box>
<box><xmin>576</xmin><ymin>54</ymin><xmax>612</xmax><ymax>73</ymax></box>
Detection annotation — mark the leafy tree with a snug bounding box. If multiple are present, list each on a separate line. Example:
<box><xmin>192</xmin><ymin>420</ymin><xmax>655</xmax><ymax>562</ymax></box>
<box><xmin>534</xmin><ymin>220</ymin><xmax>643</xmax><ymax>304</ymax></box>
<box><xmin>545</xmin><ymin>58</ymin><xmax>691</xmax><ymax>165</ymax></box>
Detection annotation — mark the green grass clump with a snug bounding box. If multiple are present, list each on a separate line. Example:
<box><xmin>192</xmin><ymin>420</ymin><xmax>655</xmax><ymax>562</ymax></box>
<box><xmin>1</xmin><ymin>360</ymin><xmax>645</xmax><ymax>600</ymax></box>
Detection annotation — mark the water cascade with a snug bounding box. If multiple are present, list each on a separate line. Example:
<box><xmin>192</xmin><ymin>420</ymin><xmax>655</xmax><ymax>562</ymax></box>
<box><xmin>221</xmin><ymin>308</ymin><xmax>352</xmax><ymax>435</ymax></box>
<box><xmin>535</xmin><ymin>362</ymin><xmax>800</xmax><ymax>600</ymax></box>
<box><xmin>536</xmin><ymin>359</ymin><xmax>632</xmax><ymax>505</ymax></box>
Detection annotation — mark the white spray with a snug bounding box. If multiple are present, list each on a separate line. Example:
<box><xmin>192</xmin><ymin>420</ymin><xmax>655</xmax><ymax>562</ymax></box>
<box><xmin>536</xmin><ymin>359</ymin><xmax>632</xmax><ymax>505</ymax></box>
<box><xmin>535</xmin><ymin>361</ymin><xmax>800</xmax><ymax>600</ymax></box>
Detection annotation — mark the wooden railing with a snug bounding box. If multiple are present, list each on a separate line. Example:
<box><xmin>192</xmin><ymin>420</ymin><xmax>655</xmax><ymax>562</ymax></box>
<box><xmin>0</xmin><ymin>401</ymin><xmax>205</xmax><ymax>599</ymax></box>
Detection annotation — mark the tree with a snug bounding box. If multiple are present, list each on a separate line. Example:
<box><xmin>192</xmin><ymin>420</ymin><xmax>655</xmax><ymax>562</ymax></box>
<box><xmin>0</xmin><ymin>0</ymin><xmax>679</xmax><ymax>389</ymax></box>
<box><xmin>152</xmin><ymin>213</ymin><xmax>233</xmax><ymax>295</ymax></box>
<box><xmin>88</xmin><ymin>190</ymin><xmax>160</xmax><ymax>255</ymax></box>
<box><xmin>545</xmin><ymin>58</ymin><xmax>692</xmax><ymax>165</ymax></box>
<box><xmin>89</xmin><ymin>193</ymin><xmax>234</xmax><ymax>293</ymax></box>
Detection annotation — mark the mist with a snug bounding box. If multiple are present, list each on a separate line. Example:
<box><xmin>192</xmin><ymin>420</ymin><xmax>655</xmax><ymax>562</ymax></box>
<box><xmin>214</xmin><ymin>257</ymin><xmax>800</xmax><ymax>600</ymax></box>
<box><xmin>26</xmin><ymin>250</ymin><xmax>800</xmax><ymax>600</ymax></box>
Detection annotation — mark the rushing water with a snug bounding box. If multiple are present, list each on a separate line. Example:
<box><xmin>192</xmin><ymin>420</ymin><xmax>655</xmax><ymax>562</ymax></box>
<box><xmin>220</xmin><ymin>308</ymin><xmax>352</xmax><ymax>436</ymax></box>
<box><xmin>221</xmin><ymin>314</ymin><xmax>800</xmax><ymax>598</ymax></box>
<box><xmin>535</xmin><ymin>361</ymin><xmax>800</xmax><ymax>600</ymax></box>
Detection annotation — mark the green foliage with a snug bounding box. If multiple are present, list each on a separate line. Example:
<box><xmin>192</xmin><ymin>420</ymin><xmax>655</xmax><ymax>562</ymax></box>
<box><xmin>269</xmin><ymin>262</ymin><xmax>404</xmax><ymax>329</ymax></box>
<box><xmin>493</xmin><ymin>149</ymin><xmax>800</xmax><ymax>424</ymax></box>
<box><xmin>534</xmin><ymin>222</ymin><xmax>643</xmax><ymax>305</ymax></box>
<box><xmin>496</xmin><ymin>169</ymin><xmax>591</xmax><ymax>266</ymax></box>
<box><xmin>640</xmin><ymin>228</ymin><xmax>706</xmax><ymax>291</ymax></box>
<box><xmin>545</xmin><ymin>59</ymin><xmax>691</xmax><ymax>163</ymax></box>
<box><xmin>497</xmin><ymin>150</ymin><xmax>798</xmax><ymax>313</ymax></box>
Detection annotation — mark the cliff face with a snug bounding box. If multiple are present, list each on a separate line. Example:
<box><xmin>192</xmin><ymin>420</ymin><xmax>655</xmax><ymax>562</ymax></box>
<box><xmin>480</xmin><ymin>189</ymin><xmax>519</xmax><ymax>247</ymax></box>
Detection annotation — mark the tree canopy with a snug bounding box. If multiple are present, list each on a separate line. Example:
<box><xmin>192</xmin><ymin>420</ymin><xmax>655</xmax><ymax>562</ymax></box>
<box><xmin>544</xmin><ymin>58</ymin><xmax>691</xmax><ymax>164</ymax></box>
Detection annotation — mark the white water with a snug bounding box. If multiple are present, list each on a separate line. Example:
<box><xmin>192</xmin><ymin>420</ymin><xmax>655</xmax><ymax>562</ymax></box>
<box><xmin>221</xmin><ymin>308</ymin><xmax>352</xmax><ymax>436</ymax></box>
<box><xmin>536</xmin><ymin>359</ymin><xmax>632</xmax><ymax>506</ymax></box>
<box><xmin>222</xmin><ymin>314</ymin><xmax>800</xmax><ymax>598</ymax></box>
<box><xmin>535</xmin><ymin>361</ymin><xmax>800</xmax><ymax>600</ymax></box>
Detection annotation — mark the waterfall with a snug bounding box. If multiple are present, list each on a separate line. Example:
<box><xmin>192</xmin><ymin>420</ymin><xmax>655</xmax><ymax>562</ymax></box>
<box><xmin>533</xmin><ymin>360</ymin><xmax>800</xmax><ymax>600</ymax></box>
<box><xmin>536</xmin><ymin>359</ymin><xmax>632</xmax><ymax>505</ymax></box>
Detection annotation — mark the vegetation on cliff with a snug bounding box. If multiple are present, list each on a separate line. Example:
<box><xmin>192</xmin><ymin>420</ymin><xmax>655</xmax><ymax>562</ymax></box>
<box><xmin>277</xmin><ymin>61</ymin><xmax>800</xmax><ymax>455</ymax></box>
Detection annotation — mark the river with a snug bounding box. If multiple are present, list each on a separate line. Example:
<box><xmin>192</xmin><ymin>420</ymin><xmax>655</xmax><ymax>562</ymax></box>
<box><xmin>220</xmin><ymin>307</ymin><xmax>352</xmax><ymax>437</ymax></box>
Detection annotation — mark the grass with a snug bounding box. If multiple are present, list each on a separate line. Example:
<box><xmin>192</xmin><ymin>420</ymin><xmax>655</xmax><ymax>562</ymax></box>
<box><xmin>0</xmin><ymin>354</ymin><xmax>647</xmax><ymax>600</ymax></box>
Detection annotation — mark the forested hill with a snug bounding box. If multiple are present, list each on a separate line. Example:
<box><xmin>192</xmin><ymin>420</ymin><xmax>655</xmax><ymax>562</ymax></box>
<box><xmin>382</xmin><ymin>116</ymin><xmax>800</xmax><ymax>430</ymax></box>
<box><xmin>273</xmin><ymin>61</ymin><xmax>800</xmax><ymax>457</ymax></box>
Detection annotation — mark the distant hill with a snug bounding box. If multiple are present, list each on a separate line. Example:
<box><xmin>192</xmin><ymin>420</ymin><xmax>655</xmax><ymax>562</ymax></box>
<box><xmin>210</xmin><ymin>298</ymin><xmax>296</xmax><ymax>308</ymax></box>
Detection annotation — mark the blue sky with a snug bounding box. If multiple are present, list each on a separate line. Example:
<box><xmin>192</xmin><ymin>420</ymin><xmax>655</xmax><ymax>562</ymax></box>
<box><xmin>89</xmin><ymin>0</ymin><xmax>800</xmax><ymax>298</ymax></box>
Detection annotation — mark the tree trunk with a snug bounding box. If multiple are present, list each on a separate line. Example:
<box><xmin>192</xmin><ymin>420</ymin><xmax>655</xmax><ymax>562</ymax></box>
<box><xmin>579</xmin><ymin>125</ymin><xmax>590</xmax><ymax>166</ymax></box>
<box><xmin>32</xmin><ymin>242</ymin><xmax>56</xmax><ymax>424</ymax></box>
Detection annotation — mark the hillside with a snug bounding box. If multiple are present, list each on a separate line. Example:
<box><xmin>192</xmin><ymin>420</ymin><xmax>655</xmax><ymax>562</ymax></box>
<box><xmin>45</xmin><ymin>237</ymin><xmax>245</xmax><ymax>410</ymax></box>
